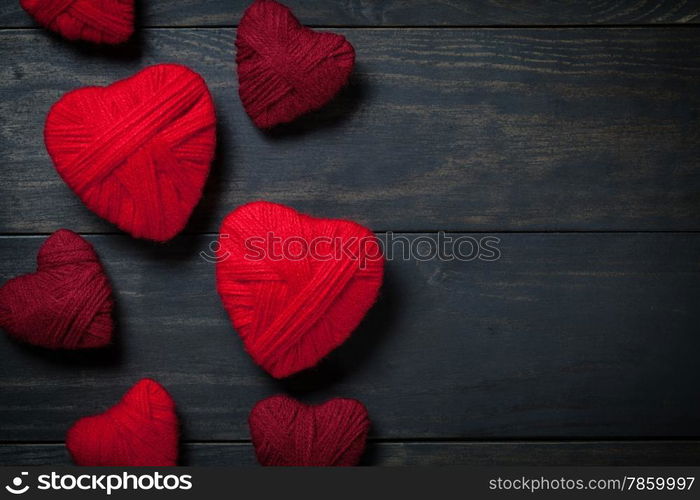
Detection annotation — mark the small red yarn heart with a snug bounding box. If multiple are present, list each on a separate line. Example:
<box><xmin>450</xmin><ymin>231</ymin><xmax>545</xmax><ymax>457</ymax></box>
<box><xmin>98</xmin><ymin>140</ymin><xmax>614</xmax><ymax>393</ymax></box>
<box><xmin>0</xmin><ymin>229</ymin><xmax>113</xmax><ymax>349</ymax></box>
<box><xmin>236</xmin><ymin>0</ymin><xmax>355</xmax><ymax>128</ymax></box>
<box><xmin>216</xmin><ymin>201</ymin><xmax>384</xmax><ymax>378</ymax></box>
<box><xmin>66</xmin><ymin>379</ymin><xmax>179</xmax><ymax>466</ymax></box>
<box><xmin>45</xmin><ymin>64</ymin><xmax>217</xmax><ymax>242</ymax></box>
<box><xmin>249</xmin><ymin>395</ymin><xmax>370</xmax><ymax>466</ymax></box>
<box><xmin>20</xmin><ymin>0</ymin><xmax>134</xmax><ymax>44</ymax></box>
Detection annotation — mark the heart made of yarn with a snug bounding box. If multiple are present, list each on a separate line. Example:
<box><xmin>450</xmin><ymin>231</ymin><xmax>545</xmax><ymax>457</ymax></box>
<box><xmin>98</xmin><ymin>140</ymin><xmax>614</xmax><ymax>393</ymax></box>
<box><xmin>216</xmin><ymin>201</ymin><xmax>384</xmax><ymax>378</ymax></box>
<box><xmin>20</xmin><ymin>0</ymin><xmax>134</xmax><ymax>44</ymax></box>
<box><xmin>249</xmin><ymin>395</ymin><xmax>370</xmax><ymax>466</ymax></box>
<box><xmin>236</xmin><ymin>0</ymin><xmax>355</xmax><ymax>128</ymax></box>
<box><xmin>66</xmin><ymin>379</ymin><xmax>179</xmax><ymax>466</ymax></box>
<box><xmin>45</xmin><ymin>64</ymin><xmax>217</xmax><ymax>242</ymax></box>
<box><xmin>0</xmin><ymin>229</ymin><xmax>113</xmax><ymax>349</ymax></box>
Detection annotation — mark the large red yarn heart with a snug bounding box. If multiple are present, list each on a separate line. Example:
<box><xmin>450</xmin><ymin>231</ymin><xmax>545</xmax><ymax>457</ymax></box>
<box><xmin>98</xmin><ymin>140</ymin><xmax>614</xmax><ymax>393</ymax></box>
<box><xmin>216</xmin><ymin>201</ymin><xmax>384</xmax><ymax>378</ymax></box>
<box><xmin>0</xmin><ymin>229</ymin><xmax>113</xmax><ymax>349</ymax></box>
<box><xmin>44</xmin><ymin>64</ymin><xmax>217</xmax><ymax>242</ymax></box>
<box><xmin>249</xmin><ymin>395</ymin><xmax>370</xmax><ymax>466</ymax></box>
<box><xmin>236</xmin><ymin>0</ymin><xmax>355</xmax><ymax>128</ymax></box>
<box><xmin>20</xmin><ymin>0</ymin><xmax>134</xmax><ymax>44</ymax></box>
<box><xmin>66</xmin><ymin>379</ymin><xmax>179</xmax><ymax>466</ymax></box>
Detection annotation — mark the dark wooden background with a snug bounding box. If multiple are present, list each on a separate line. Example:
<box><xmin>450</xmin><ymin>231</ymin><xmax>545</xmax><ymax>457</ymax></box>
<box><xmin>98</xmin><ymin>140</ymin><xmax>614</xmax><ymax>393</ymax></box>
<box><xmin>1</xmin><ymin>0</ymin><xmax>700</xmax><ymax>466</ymax></box>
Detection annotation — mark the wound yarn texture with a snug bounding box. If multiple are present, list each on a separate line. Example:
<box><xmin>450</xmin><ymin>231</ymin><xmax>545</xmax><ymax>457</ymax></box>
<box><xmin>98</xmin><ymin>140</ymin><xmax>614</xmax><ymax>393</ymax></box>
<box><xmin>0</xmin><ymin>229</ymin><xmax>113</xmax><ymax>349</ymax></box>
<box><xmin>236</xmin><ymin>0</ymin><xmax>355</xmax><ymax>128</ymax></box>
<box><xmin>249</xmin><ymin>395</ymin><xmax>370</xmax><ymax>466</ymax></box>
<box><xmin>20</xmin><ymin>0</ymin><xmax>134</xmax><ymax>44</ymax></box>
<box><xmin>44</xmin><ymin>64</ymin><xmax>217</xmax><ymax>242</ymax></box>
<box><xmin>216</xmin><ymin>201</ymin><xmax>384</xmax><ymax>379</ymax></box>
<box><xmin>66</xmin><ymin>379</ymin><xmax>179</xmax><ymax>466</ymax></box>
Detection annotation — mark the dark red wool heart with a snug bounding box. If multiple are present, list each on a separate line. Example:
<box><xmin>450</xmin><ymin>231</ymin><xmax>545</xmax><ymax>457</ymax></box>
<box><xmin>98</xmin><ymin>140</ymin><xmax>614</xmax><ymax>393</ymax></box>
<box><xmin>0</xmin><ymin>229</ymin><xmax>113</xmax><ymax>349</ymax></box>
<box><xmin>249</xmin><ymin>395</ymin><xmax>370</xmax><ymax>466</ymax></box>
<box><xmin>236</xmin><ymin>0</ymin><xmax>355</xmax><ymax>128</ymax></box>
<box><xmin>44</xmin><ymin>64</ymin><xmax>216</xmax><ymax>242</ymax></box>
<box><xmin>216</xmin><ymin>201</ymin><xmax>384</xmax><ymax>379</ymax></box>
<box><xmin>20</xmin><ymin>0</ymin><xmax>134</xmax><ymax>44</ymax></box>
<box><xmin>66</xmin><ymin>379</ymin><xmax>179</xmax><ymax>466</ymax></box>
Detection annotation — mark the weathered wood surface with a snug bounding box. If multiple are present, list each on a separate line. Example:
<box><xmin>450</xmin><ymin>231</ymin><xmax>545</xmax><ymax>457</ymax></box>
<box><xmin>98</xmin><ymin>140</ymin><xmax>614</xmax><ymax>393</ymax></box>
<box><xmin>2</xmin><ymin>0</ymin><xmax>700</xmax><ymax>467</ymax></box>
<box><xmin>1</xmin><ymin>233</ymin><xmax>699</xmax><ymax>443</ymax></box>
<box><xmin>3</xmin><ymin>441</ymin><xmax>700</xmax><ymax>466</ymax></box>
<box><xmin>1</xmin><ymin>28</ymin><xmax>699</xmax><ymax>233</ymax></box>
<box><xmin>1</xmin><ymin>0</ymin><xmax>698</xmax><ymax>27</ymax></box>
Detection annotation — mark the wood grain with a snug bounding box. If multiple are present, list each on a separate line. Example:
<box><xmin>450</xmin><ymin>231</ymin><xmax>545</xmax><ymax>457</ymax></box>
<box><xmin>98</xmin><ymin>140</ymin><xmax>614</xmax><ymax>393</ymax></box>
<box><xmin>1</xmin><ymin>28</ymin><xmax>699</xmax><ymax>233</ymax></box>
<box><xmin>0</xmin><ymin>1</ymin><xmax>698</xmax><ymax>28</ymax></box>
<box><xmin>1</xmin><ymin>233</ymin><xmax>699</xmax><ymax>442</ymax></box>
<box><xmin>2</xmin><ymin>2</ymin><xmax>700</xmax><ymax>467</ymax></box>
<box><xmin>2</xmin><ymin>441</ymin><xmax>699</xmax><ymax>466</ymax></box>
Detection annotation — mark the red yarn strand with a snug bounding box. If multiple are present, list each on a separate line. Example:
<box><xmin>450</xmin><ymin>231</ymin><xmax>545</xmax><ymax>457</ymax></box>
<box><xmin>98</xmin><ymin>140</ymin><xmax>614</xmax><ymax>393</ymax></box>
<box><xmin>0</xmin><ymin>229</ymin><xmax>113</xmax><ymax>349</ymax></box>
<box><xmin>44</xmin><ymin>64</ymin><xmax>216</xmax><ymax>242</ymax></box>
<box><xmin>249</xmin><ymin>395</ymin><xmax>370</xmax><ymax>466</ymax></box>
<box><xmin>20</xmin><ymin>0</ymin><xmax>134</xmax><ymax>44</ymax></box>
<box><xmin>66</xmin><ymin>379</ymin><xmax>179</xmax><ymax>466</ymax></box>
<box><xmin>216</xmin><ymin>201</ymin><xmax>384</xmax><ymax>378</ymax></box>
<box><xmin>236</xmin><ymin>0</ymin><xmax>355</xmax><ymax>128</ymax></box>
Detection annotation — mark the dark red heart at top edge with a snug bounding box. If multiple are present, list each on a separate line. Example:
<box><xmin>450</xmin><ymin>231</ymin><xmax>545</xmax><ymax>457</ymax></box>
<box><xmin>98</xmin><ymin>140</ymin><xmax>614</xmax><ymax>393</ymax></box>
<box><xmin>236</xmin><ymin>0</ymin><xmax>355</xmax><ymax>128</ymax></box>
<box><xmin>215</xmin><ymin>201</ymin><xmax>384</xmax><ymax>379</ymax></box>
<box><xmin>20</xmin><ymin>0</ymin><xmax>134</xmax><ymax>44</ymax></box>
<box><xmin>249</xmin><ymin>394</ymin><xmax>370</xmax><ymax>466</ymax></box>
<box><xmin>0</xmin><ymin>229</ymin><xmax>113</xmax><ymax>349</ymax></box>
<box><xmin>44</xmin><ymin>64</ymin><xmax>217</xmax><ymax>242</ymax></box>
<box><xmin>66</xmin><ymin>378</ymin><xmax>179</xmax><ymax>466</ymax></box>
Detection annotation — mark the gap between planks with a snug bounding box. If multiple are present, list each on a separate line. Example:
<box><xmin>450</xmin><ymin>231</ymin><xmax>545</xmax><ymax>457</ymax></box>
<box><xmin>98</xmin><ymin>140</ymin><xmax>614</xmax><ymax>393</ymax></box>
<box><xmin>1</xmin><ymin>24</ymin><xmax>700</xmax><ymax>31</ymax></box>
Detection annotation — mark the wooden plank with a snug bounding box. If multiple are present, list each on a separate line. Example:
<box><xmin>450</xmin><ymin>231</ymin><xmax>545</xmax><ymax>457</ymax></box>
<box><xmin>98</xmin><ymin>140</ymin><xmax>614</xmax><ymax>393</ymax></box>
<box><xmin>1</xmin><ymin>1</ymin><xmax>698</xmax><ymax>28</ymax></box>
<box><xmin>1</xmin><ymin>28</ymin><xmax>700</xmax><ymax>233</ymax></box>
<box><xmin>2</xmin><ymin>441</ymin><xmax>699</xmax><ymax>466</ymax></box>
<box><xmin>1</xmin><ymin>233</ymin><xmax>699</xmax><ymax>441</ymax></box>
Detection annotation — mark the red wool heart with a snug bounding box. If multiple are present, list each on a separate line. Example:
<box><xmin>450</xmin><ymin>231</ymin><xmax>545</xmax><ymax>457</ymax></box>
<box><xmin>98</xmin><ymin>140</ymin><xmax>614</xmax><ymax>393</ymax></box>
<box><xmin>236</xmin><ymin>0</ymin><xmax>355</xmax><ymax>128</ymax></box>
<box><xmin>216</xmin><ymin>201</ymin><xmax>384</xmax><ymax>379</ymax></box>
<box><xmin>44</xmin><ymin>64</ymin><xmax>217</xmax><ymax>242</ymax></box>
<box><xmin>20</xmin><ymin>0</ymin><xmax>134</xmax><ymax>44</ymax></box>
<box><xmin>249</xmin><ymin>395</ymin><xmax>370</xmax><ymax>466</ymax></box>
<box><xmin>66</xmin><ymin>379</ymin><xmax>179</xmax><ymax>466</ymax></box>
<box><xmin>0</xmin><ymin>229</ymin><xmax>113</xmax><ymax>349</ymax></box>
